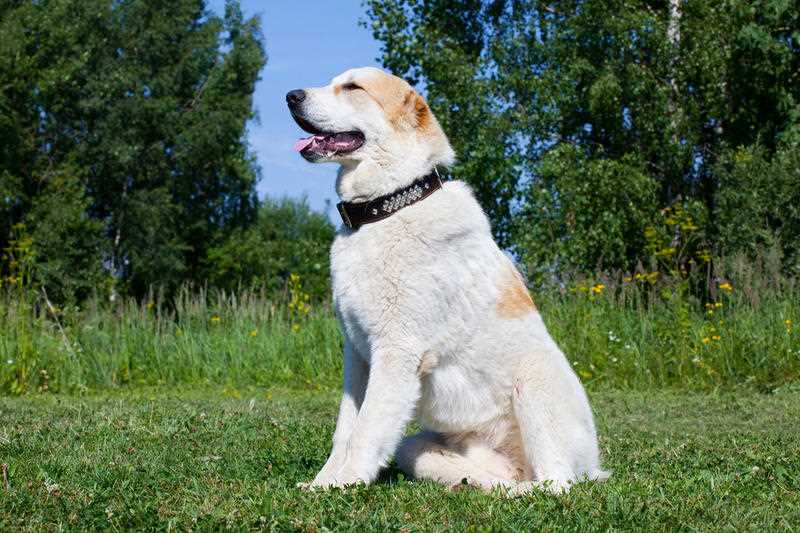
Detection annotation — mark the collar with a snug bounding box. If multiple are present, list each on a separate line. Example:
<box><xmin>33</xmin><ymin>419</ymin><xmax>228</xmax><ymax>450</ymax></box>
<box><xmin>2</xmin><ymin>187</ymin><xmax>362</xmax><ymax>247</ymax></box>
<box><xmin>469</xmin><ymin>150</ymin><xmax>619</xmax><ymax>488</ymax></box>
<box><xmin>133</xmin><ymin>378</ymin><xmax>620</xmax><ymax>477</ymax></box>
<box><xmin>336</xmin><ymin>168</ymin><xmax>443</xmax><ymax>230</ymax></box>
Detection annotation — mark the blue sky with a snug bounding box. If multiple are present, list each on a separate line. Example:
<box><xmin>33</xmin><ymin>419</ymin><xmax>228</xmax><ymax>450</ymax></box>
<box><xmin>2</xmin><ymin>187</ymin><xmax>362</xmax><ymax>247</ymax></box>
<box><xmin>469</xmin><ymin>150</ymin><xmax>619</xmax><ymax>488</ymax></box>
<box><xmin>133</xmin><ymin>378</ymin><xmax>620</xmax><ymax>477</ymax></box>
<box><xmin>208</xmin><ymin>0</ymin><xmax>383</xmax><ymax>217</ymax></box>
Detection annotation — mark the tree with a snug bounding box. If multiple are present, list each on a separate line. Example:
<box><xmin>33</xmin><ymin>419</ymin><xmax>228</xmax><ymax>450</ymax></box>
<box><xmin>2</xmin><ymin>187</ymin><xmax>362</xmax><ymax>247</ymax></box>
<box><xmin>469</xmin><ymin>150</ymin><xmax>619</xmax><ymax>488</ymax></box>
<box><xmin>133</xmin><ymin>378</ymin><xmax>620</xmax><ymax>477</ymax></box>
<box><xmin>364</xmin><ymin>0</ymin><xmax>800</xmax><ymax>278</ymax></box>
<box><xmin>0</xmin><ymin>0</ymin><xmax>266</xmax><ymax>302</ymax></box>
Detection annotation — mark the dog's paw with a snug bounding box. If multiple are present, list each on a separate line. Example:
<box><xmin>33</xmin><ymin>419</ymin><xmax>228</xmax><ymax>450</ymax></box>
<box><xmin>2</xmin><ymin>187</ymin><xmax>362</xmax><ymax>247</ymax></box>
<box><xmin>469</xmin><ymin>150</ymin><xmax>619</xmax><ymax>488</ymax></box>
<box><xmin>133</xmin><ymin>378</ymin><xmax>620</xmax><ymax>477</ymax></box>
<box><xmin>296</xmin><ymin>479</ymin><xmax>341</xmax><ymax>491</ymax></box>
<box><xmin>301</xmin><ymin>470</ymin><xmax>368</xmax><ymax>491</ymax></box>
<box><xmin>296</xmin><ymin>481</ymin><xmax>313</xmax><ymax>491</ymax></box>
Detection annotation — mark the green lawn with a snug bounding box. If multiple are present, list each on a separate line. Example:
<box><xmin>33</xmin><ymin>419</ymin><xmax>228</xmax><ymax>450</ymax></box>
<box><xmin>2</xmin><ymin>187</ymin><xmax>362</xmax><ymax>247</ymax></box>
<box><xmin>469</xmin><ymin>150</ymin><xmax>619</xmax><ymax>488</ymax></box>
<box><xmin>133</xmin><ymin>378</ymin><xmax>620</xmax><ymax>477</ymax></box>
<box><xmin>1</xmin><ymin>387</ymin><xmax>799</xmax><ymax>531</ymax></box>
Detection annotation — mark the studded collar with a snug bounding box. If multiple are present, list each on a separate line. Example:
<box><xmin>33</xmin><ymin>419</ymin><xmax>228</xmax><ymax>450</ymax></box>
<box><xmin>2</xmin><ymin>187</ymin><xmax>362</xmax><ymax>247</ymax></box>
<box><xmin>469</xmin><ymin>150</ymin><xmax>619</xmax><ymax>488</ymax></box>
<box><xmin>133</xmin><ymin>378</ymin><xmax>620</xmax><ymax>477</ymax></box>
<box><xmin>336</xmin><ymin>169</ymin><xmax>443</xmax><ymax>230</ymax></box>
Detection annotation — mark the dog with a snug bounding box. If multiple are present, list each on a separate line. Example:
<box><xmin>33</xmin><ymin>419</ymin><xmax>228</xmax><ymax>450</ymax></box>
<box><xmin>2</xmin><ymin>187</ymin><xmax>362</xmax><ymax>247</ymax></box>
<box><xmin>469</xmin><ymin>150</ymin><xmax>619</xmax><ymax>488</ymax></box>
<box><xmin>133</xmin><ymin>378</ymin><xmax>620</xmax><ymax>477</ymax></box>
<box><xmin>287</xmin><ymin>67</ymin><xmax>609</xmax><ymax>495</ymax></box>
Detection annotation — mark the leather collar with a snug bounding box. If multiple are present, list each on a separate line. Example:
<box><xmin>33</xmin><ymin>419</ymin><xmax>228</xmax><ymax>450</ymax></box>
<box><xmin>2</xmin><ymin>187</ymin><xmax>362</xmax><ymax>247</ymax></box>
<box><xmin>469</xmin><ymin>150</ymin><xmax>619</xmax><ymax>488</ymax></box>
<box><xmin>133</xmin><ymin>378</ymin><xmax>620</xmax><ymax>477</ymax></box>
<box><xmin>336</xmin><ymin>169</ymin><xmax>443</xmax><ymax>230</ymax></box>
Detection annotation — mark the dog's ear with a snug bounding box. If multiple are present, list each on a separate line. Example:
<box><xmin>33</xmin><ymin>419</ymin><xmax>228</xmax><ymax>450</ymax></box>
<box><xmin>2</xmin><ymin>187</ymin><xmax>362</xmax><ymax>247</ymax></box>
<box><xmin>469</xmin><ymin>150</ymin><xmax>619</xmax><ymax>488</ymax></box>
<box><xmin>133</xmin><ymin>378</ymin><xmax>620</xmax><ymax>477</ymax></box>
<box><xmin>401</xmin><ymin>89</ymin><xmax>430</xmax><ymax>130</ymax></box>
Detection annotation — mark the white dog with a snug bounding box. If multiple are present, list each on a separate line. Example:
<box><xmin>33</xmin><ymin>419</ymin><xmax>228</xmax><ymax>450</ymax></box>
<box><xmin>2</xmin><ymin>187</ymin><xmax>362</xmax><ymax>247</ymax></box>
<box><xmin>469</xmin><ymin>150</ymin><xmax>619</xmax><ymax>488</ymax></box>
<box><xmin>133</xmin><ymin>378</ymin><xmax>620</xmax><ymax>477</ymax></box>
<box><xmin>287</xmin><ymin>67</ymin><xmax>609</xmax><ymax>494</ymax></box>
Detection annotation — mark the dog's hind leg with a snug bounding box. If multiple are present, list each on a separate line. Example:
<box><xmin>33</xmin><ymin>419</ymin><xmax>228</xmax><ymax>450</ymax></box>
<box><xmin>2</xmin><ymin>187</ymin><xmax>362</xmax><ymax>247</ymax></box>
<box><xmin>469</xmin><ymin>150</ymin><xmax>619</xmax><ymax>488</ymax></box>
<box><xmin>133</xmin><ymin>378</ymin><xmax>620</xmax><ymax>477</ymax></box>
<box><xmin>511</xmin><ymin>351</ymin><xmax>609</xmax><ymax>494</ymax></box>
<box><xmin>396</xmin><ymin>431</ymin><xmax>519</xmax><ymax>491</ymax></box>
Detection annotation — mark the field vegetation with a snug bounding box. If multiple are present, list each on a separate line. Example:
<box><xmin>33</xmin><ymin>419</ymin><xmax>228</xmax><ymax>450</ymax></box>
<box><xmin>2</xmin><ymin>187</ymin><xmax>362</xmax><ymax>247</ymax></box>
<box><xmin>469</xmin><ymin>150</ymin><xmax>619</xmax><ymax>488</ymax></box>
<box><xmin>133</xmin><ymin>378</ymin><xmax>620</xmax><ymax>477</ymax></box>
<box><xmin>2</xmin><ymin>251</ymin><xmax>799</xmax><ymax>395</ymax></box>
<box><xmin>2</xmin><ymin>0</ymin><xmax>800</xmax><ymax>530</ymax></box>
<box><xmin>2</xmin><ymin>387</ymin><xmax>799</xmax><ymax>530</ymax></box>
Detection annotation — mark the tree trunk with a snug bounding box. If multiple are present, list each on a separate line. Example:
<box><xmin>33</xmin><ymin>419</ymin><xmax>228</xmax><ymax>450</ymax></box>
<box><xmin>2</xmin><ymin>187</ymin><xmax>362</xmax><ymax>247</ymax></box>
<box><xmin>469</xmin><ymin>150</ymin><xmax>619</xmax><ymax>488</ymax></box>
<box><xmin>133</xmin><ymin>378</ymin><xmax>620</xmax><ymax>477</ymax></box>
<box><xmin>666</xmin><ymin>0</ymin><xmax>682</xmax><ymax>203</ymax></box>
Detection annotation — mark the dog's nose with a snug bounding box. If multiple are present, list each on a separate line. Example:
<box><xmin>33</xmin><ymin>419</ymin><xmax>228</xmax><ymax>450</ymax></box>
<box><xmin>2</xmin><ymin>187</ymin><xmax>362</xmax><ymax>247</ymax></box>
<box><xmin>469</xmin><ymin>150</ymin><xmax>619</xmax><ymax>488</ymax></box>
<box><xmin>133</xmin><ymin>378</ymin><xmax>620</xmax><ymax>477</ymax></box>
<box><xmin>286</xmin><ymin>89</ymin><xmax>306</xmax><ymax>106</ymax></box>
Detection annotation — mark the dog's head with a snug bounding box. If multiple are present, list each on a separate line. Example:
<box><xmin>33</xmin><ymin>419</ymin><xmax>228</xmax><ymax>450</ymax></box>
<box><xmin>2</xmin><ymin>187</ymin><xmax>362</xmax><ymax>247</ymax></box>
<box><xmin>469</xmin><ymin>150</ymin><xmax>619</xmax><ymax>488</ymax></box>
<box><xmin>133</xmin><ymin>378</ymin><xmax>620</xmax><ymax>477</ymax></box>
<box><xmin>286</xmin><ymin>67</ymin><xmax>454</xmax><ymax>172</ymax></box>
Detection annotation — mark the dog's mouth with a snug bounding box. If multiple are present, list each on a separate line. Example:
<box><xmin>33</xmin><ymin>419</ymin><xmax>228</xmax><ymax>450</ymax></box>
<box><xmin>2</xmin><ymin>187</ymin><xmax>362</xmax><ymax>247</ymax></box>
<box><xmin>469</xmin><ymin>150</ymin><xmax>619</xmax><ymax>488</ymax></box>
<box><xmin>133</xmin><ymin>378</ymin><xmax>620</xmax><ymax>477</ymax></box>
<box><xmin>291</xmin><ymin>113</ymin><xmax>365</xmax><ymax>158</ymax></box>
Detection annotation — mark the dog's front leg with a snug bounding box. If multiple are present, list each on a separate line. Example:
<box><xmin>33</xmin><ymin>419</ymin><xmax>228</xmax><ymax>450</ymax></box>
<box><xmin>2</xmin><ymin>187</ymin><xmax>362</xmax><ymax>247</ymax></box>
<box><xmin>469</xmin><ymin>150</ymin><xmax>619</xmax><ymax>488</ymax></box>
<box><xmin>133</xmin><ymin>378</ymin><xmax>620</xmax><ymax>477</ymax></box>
<box><xmin>307</xmin><ymin>341</ymin><xmax>368</xmax><ymax>485</ymax></box>
<box><xmin>310</xmin><ymin>347</ymin><xmax>421</xmax><ymax>488</ymax></box>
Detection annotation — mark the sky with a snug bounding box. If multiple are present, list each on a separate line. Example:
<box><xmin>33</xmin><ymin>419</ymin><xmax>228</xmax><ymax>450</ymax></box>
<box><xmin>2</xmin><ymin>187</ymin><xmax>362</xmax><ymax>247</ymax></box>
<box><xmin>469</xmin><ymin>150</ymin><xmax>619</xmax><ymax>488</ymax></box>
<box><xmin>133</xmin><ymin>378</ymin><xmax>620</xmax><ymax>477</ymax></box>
<box><xmin>208</xmin><ymin>0</ymin><xmax>383</xmax><ymax>217</ymax></box>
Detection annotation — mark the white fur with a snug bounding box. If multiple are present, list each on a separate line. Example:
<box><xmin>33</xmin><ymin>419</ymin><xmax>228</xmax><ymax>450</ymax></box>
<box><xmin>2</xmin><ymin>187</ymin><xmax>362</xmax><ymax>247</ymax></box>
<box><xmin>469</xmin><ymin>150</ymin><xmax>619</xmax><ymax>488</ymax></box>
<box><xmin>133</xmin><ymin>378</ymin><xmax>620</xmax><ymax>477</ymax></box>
<box><xmin>293</xmin><ymin>67</ymin><xmax>609</xmax><ymax>495</ymax></box>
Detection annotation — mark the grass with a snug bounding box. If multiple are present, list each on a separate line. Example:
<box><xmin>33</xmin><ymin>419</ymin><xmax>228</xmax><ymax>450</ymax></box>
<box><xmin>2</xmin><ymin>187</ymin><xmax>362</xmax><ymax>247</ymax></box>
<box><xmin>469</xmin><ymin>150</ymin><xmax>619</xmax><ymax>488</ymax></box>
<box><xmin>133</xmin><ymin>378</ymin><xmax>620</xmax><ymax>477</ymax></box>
<box><xmin>2</xmin><ymin>260</ymin><xmax>799</xmax><ymax>528</ymax></box>
<box><xmin>1</xmin><ymin>386</ymin><xmax>799</xmax><ymax>530</ymax></box>
<box><xmin>1</xmin><ymin>287</ymin><xmax>344</xmax><ymax>394</ymax></box>
<box><xmin>3</xmin><ymin>265</ymin><xmax>799</xmax><ymax>394</ymax></box>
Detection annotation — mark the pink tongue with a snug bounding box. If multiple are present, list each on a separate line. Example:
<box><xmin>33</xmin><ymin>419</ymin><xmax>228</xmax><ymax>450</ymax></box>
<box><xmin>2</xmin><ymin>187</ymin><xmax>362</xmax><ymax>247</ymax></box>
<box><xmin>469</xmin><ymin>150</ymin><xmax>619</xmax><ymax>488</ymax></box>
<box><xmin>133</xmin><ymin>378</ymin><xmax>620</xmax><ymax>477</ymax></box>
<box><xmin>293</xmin><ymin>135</ymin><xmax>325</xmax><ymax>152</ymax></box>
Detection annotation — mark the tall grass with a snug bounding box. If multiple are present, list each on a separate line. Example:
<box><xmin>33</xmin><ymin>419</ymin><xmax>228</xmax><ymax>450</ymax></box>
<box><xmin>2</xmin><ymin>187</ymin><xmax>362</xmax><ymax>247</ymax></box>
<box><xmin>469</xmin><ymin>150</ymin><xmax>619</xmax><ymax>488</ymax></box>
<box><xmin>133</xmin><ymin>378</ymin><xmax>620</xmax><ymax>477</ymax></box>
<box><xmin>1</xmin><ymin>257</ymin><xmax>799</xmax><ymax>394</ymax></box>
<box><xmin>540</xmin><ymin>260</ymin><xmax>800</xmax><ymax>390</ymax></box>
<box><xmin>0</xmin><ymin>286</ymin><xmax>343</xmax><ymax>395</ymax></box>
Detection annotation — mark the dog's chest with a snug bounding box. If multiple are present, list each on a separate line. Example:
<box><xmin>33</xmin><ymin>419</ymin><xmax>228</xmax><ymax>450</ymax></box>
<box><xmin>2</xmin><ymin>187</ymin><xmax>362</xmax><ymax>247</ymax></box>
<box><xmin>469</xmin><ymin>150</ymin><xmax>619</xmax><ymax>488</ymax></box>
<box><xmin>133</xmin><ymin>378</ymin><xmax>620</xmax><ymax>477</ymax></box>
<box><xmin>330</xmin><ymin>224</ymin><xmax>430</xmax><ymax>345</ymax></box>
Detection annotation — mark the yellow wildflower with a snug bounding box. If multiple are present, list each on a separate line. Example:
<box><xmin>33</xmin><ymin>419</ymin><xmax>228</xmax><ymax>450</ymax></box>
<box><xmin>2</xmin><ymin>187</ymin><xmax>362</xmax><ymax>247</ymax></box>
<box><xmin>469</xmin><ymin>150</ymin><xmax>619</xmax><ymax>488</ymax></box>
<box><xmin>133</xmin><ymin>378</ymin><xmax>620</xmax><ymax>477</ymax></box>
<box><xmin>702</xmin><ymin>337</ymin><xmax>711</xmax><ymax>344</ymax></box>
<box><xmin>785</xmin><ymin>319</ymin><xmax>792</xmax><ymax>326</ymax></box>
<box><xmin>591</xmin><ymin>284</ymin><xmax>605</xmax><ymax>294</ymax></box>
<box><xmin>714</xmin><ymin>302</ymin><xmax>723</xmax><ymax>308</ymax></box>
<box><xmin>249</xmin><ymin>329</ymin><xmax>258</xmax><ymax>337</ymax></box>
<box><xmin>146</xmin><ymin>301</ymin><xmax>155</xmax><ymax>310</ymax></box>
<box><xmin>210</xmin><ymin>315</ymin><xmax>221</xmax><ymax>323</ymax></box>
<box><xmin>719</xmin><ymin>282</ymin><xmax>732</xmax><ymax>292</ymax></box>
<box><xmin>291</xmin><ymin>323</ymin><xmax>300</xmax><ymax>333</ymax></box>
<box><xmin>712</xmin><ymin>335</ymin><xmax>721</xmax><ymax>341</ymax></box>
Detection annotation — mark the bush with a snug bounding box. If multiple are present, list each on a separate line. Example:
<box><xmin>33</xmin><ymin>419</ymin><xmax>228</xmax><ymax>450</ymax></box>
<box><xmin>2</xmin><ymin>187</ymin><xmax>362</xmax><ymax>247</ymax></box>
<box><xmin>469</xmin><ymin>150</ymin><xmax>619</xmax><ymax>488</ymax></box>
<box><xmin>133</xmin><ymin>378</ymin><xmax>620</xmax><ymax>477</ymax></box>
<box><xmin>516</xmin><ymin>145</ymin><xmax>658</xmax><ymax>283</ymax></box>
<box><xmin>204</xmin><ymin>197</ymin><xmax>335</xmax><ymax>301</ymax></box>
<box><xmin>714</xmin><ymin>143</ymin><xmax>800</xmax><ymax>276</ymax></box>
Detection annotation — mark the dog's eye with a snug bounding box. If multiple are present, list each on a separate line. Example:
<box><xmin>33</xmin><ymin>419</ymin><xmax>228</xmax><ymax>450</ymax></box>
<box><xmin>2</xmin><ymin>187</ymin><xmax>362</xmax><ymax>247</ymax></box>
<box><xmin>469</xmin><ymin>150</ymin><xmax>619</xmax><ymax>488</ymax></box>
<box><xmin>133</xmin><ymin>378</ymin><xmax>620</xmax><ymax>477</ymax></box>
<box><xmin>342</xmin><ymin>83</ymin><xmax>362</xmax><ymax>92</ymax></box>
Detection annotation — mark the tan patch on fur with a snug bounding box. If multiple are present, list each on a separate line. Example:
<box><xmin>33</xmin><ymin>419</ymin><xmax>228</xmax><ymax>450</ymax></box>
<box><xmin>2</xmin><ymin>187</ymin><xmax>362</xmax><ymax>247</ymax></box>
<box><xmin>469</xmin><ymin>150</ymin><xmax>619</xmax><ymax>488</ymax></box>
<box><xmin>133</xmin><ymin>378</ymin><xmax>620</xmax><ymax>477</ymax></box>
<box><xmin>356</xmin><ymin>71</ymin><xmax>427</xmax><ymax>129</ymax></box>
<box><xmin>418</xmin><ymin>351</ymin><xmax>439</xmax><ymax>377</ymax></box>
<box><xmin>414</xmin><ymin>94</ymin><xmax>430</xmax><ymax>131</ymax></box>
<box><xmin>333</xmin><ymin>84</ymin><xmax>343</xmax><ymax>95</ymax></box>
<box><xmin>496</xmin><ymin>265</ymin><xmax>536</xmax><ymax>318</ymax></box>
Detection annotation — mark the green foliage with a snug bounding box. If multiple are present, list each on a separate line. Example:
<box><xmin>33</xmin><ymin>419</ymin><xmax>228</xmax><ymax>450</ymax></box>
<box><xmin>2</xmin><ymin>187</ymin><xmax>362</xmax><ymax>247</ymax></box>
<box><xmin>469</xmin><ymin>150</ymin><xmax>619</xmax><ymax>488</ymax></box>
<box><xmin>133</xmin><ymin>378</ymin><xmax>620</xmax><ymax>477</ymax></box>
<box><xmin>543</xmin><ymin>272</ymin><xmax>799</xmax><ymax>390</ymax></box>
<box><xmin>23</xmin><ymin>172</ymin><xmax>109</xmax><ymax>303</ymax></box>
<box><xmin>0</xmin><ymin>287</ymin><xmax>342</xmax><ymax>395</ymax></box>
<box><xmin>1</xmin><ymin>389</ymin><xmax>798</xmax><ymax>529</ymax></box>
<box><xmin>1</xmin><ymin>257</ymin><xmax>798</xmax><ymax>395</ymax></box>
<box><xmin>714</xmin><ymin>143</ymin><xmax>800</xmax><ymax>275</ymax></box>
<box><xmin>516</xmin><ymin>145</ymin><xmax>657</xmax><ymax>280</ymax></box>
<box><xmin>204</xmin><ymin>198</ymin><xmax>335</xmax><ymax>301</ymax></box>
<box><xmin>1</xmin><ymin>224</ymin><xmax>42</xmax><ymax>395</ymax></box>
<box><xmin>0</xmin><ymin>0</ymin><xmax>266</xmax><ymax>302</ymax></box>
<box><xmin>365</xmin><ymin>0</ymin><xmax>800</xmax><ymax>277</ymax></box>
